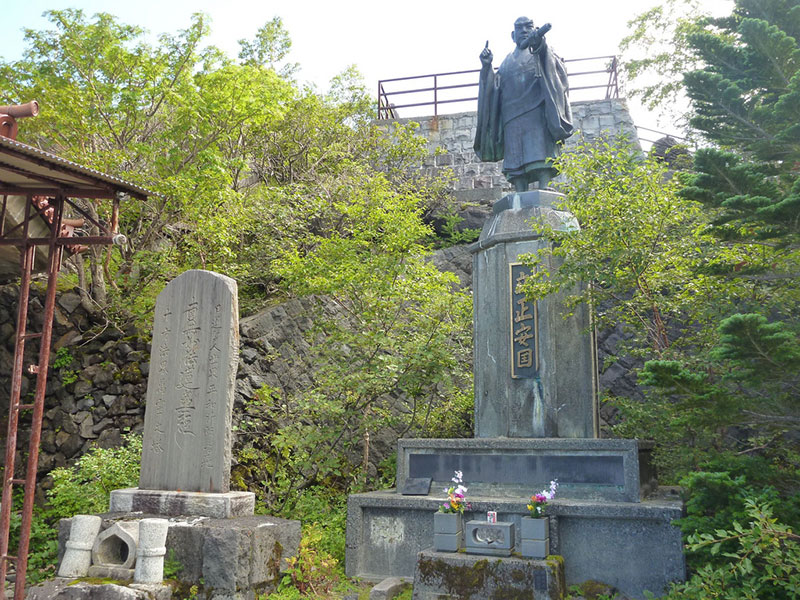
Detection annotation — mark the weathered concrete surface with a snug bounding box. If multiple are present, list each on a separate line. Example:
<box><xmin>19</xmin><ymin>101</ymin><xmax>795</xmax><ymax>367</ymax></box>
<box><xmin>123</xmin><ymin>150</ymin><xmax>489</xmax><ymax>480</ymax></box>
<box><xmin>346</xmin><ymin>491</ymin><xmax>684</xmax><ymax>599</ymax></box>
<box><xmin>412</xmin><ymin>549</ymin><xmax>566</xmax><ymax>600</ymax></box>
<box><xmin>397</xmin><ymin>438</ymin><xmax>642</xmax><ymax>502</ymax></box>
<box><xmin>109</xmin><ymin>488</ymin><xmax>255</xmax><ymax>519</ymax></box>
<box><xmin>471</xmin><ymin>191</ymin><xmax>597</xmax><ymax>439</ymax></box>
<box><xmin>140</xmin><ymin>269</ymin><xmax>239</xmax><ymax>494</ymax></box>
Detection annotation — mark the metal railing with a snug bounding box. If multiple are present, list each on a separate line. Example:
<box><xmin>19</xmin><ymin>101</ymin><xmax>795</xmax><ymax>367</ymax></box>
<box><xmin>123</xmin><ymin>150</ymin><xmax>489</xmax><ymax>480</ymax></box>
<box><xmin>377</xmin><ymin>55</ymin><xmax>619</xmax><ymax>120</ymax></box>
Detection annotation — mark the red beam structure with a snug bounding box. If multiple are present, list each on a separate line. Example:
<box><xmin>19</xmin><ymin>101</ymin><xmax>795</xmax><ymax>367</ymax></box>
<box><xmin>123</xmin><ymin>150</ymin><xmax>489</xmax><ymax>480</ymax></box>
<box><xmin>0</xmin><ymin>110</ymin><xmax>151</xmax><ymax>599</ymax></box>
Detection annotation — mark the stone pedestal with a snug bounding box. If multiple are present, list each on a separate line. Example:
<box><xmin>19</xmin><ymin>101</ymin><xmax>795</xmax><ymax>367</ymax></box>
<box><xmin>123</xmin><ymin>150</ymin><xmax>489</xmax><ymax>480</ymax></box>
<box><xmin>344</xmin><ymin>192</ymin><xmax>686</xmax><ymax>599</ymax></box>
<box><xmin>470</xmin><ymin>190</ymin><xmax>598</xmax><ymax>438</ymax></box>
<box><xmin>412</xmin><ymin>549</ymin><xmax>566</xmax><ymax>600</ymax></box>
<box><xmin>109</xmin><ymin>488</ymin><xmax>255</xmax><ymax>519</ymax></box>
<box><xmin>397</xmin><ymin>438</ymin><xmax>645</xmax><ymax>502</ymax></box>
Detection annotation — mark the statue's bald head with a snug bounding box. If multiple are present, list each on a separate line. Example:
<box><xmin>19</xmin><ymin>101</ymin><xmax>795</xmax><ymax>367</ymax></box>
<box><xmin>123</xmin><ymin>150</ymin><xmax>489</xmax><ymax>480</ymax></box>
<box><xmin>512</xmin><ymin>16</ymin><xmax>535</xmax><ymax>48</ymax></box>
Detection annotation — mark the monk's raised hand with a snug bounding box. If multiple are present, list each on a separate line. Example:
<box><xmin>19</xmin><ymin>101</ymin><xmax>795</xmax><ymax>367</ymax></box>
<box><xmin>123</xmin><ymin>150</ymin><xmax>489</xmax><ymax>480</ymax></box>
<box><xmin>480</xmin><ymin>41</ymin><xmax>493</xmax><ymax>65</ymax></box>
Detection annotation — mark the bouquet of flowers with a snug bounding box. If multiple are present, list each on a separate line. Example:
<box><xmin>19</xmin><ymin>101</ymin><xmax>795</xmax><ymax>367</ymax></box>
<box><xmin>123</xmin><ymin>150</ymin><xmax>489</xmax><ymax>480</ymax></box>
<box><xmin>438</xmin><ymin>470</ymin><xmax>470</xmax><ymax>513</ymax></box>
<box><xmin>527</xmin><ymin>480</ymin><xmax>558</xmax><ymax>517</ymax></box>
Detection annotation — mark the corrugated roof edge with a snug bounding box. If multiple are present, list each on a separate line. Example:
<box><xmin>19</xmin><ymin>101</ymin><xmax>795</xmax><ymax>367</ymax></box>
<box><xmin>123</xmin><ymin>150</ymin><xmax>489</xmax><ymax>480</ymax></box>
<box><xmin>0</xmin><ymin>135</ymin><xmax>154</xmax><ymax>199</ymax></box>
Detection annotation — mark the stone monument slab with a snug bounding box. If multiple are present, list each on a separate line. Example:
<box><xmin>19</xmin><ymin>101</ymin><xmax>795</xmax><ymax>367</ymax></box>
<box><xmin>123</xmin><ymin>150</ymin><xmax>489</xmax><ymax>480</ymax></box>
<box><xmin>139</xmin><ymin>270</ymin><xmax>239</xmax><ymax>493</ymax></box>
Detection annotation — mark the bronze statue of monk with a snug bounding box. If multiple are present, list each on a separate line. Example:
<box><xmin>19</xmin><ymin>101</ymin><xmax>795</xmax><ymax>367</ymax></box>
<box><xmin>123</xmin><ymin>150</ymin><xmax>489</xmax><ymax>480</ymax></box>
<box><xmin>474</xmin><ymin>17</ymin><xmax>574</xmax><ymax>192</ymax></box>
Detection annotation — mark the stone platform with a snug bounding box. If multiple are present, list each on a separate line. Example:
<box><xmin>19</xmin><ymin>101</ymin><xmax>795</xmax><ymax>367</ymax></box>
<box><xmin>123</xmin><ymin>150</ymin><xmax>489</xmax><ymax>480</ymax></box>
<box><xmin>412</xmin><ymin>549</ymin><xmax>566</xmax><ymax>599</ymax></box>
<box><xmin>109</xmin><ymin>488</ymin><xmax>255</xmax><ymax>519</ymax></box>
<box><xmin>345</xmin><ymin>490</ymin><xmax>684</xmax><ymax>599</ymax></box>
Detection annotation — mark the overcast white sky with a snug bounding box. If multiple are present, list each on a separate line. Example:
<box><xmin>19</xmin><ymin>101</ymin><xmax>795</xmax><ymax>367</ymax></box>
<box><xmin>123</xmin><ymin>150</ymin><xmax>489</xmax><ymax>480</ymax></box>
<box><xmin>0</xmin><ymin>0</ymin><xmax>733</xmax><ymax>136</ymax></box>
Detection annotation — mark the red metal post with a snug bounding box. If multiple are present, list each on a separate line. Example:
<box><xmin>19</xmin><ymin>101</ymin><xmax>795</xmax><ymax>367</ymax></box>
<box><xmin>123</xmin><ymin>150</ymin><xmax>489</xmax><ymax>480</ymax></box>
<box><xmin>0</xmin><ymin>197</ymin><xmax>35</xmax><ymax>593</ymax></box>
<box><xmin>13</xmin><ymin>195</ymin><xmax>64</xmax><ymax>599</ymax></box>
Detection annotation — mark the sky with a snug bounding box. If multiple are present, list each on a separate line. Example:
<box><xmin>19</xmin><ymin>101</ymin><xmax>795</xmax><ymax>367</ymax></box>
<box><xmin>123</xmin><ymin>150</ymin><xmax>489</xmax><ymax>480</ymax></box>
<box><xmin>0</xmin><ymin>0</ymin><xmax>733</xmax><ymax>138</ymax></box>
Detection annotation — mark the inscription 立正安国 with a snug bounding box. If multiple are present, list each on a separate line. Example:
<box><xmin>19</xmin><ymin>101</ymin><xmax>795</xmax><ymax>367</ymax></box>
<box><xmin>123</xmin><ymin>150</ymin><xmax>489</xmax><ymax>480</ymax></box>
<box><xmin>509</xmin><ymin>263</ymin><xmax>538</xmax><ymax>378</ymax></box>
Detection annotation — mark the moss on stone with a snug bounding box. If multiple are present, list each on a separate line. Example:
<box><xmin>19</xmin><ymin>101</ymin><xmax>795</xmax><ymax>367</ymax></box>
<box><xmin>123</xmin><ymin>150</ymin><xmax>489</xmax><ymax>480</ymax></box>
<box><xmin>417</xmin><ymin>556</ymin><xmax>497</xmax><ymax>599</ymax></box>
<box><xmin>69</xmin><ymin>577</ymin><xmax>127</xmax><ymax>586</ymax></box>
<box><xmin>575</xmin><ymin>579</ymin><xmax>618</xmax><ymax>599</ymax></box>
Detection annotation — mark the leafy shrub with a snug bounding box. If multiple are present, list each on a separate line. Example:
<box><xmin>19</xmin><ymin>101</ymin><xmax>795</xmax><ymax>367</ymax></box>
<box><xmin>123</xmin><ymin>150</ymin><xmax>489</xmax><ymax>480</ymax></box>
<box><xmin>656</xmin><ymin>500</ymin><xmax>800</xmax><ymax>599</ymax></box>
<box><xmin>675</xmin><ymin>469</ymin><xmax>800</xmax><ymax>572</ymax></box>
<box><xmin>47</xmin><ymin>434</ymin><xmax>142</xmax><ymax>519</ymax></box>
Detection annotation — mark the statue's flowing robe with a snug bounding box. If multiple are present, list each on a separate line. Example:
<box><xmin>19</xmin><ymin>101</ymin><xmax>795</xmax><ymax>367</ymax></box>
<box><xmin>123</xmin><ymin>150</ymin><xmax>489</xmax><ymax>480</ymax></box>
<box><xmin>474</xmin><ymin>39</ymin><xmax>573</xmax><ymax>177</ymax></box>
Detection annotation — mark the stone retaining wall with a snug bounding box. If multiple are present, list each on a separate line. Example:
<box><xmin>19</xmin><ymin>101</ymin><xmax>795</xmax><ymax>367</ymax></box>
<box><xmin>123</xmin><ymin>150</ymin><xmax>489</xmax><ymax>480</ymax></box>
<box><xmin>380</xmin><ymin>99</ymin><xmax>640</xmax><ymax>218</ymax></box>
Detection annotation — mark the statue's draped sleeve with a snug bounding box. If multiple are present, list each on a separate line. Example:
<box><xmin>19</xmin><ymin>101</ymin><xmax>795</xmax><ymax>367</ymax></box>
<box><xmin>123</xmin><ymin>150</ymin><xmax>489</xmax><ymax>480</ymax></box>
<box><xmin>473</xmin><ymin>65</ymin><xmax>504</xmax><ymax>162</ymax></box>
<box><xmin>540</xmin><ymin>44</ymin><xmax>573</xmax><ymax>142</ymax></box>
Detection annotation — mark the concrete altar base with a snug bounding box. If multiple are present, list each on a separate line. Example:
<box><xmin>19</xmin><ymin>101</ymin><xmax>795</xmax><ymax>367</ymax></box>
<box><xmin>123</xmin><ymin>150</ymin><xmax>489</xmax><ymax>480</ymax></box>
<box><xmin>346</xmin><ymin>491</ymin><xmax>684</xmax><ymax>599</ymax></box>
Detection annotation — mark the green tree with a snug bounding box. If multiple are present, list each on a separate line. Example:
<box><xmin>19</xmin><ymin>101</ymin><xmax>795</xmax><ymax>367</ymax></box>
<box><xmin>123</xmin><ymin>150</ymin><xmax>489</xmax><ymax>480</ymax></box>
<box><xmin>238</xmin><ymin>16</ymin><xmax>298</xmax><ymax>76</ymax></box>
<box><xmin>236</xmin><ymin>167</ymin><xmax>472</xmax><ymax>508</ymax></box>
<box><xmin>681</xmin><ymin>0</ymin><xmax>800</xmax><ymax>252</ymax></box>
<box><xmin>519</xmin><ymin>136</ymin><xmax>729</xmax><ymax>356</ymax></box>
<box><xmin>0</xmin><ymin>10</ymin><xmax>295</xmax><ymax>320</ymax></box>
<box><xmin>619</xmin><ymin>0</ymin><xmax>710</xmax><ymax>124</ymax></box>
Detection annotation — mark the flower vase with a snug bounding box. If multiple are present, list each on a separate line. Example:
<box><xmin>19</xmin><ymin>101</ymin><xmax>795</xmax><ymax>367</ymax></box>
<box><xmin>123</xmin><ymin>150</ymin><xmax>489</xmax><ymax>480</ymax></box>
<box><xmin>520</xmin><ymin>516</ymin><xmax>549</xmax><ymax>558</ymax></box>
<box><xmin>433</xmin><ymin>512</ymin><xmax>463</xmax><ymax>552</ymax></box>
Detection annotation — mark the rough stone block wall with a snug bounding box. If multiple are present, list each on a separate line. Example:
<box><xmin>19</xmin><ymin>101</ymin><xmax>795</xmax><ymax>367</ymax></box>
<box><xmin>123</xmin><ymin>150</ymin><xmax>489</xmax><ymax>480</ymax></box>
<box><xmin>379</xmin><ymin>98</ymin><xmax>640</xmax><ymax>214</ymax></box>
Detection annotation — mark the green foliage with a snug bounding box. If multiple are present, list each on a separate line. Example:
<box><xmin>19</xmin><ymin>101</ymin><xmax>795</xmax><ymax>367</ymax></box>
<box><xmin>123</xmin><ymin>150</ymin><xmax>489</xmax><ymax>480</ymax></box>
<box><xmin>657</xmin><ymin>500</ymin><xmax>800</xmax><ymax>599</ymax></box>
<box><xmin>519</xmin><ymin>136</ymin><xmax>726</xmax><ymax>355</ymax></box>
<box><xmin>238</xmin><ymin>16</ymin><xmax>298</xmax><ymax>76</ymax></box>
<box><xmin>47</xmin><ymin>435</ymin><xmax>142</xmax><ymax>519</ymax></box>
<box><xmin>233</xmin><ymin>144</ymin><xmax>472</xmax><ymax>509</ymax></box>
<box><xmin>163</xmin><ymin>549</ymin><xmax>184</xmax><ymax>580</ymax></box>
<box><xmin>680</xmin><ymin>0</ymin><xmax>800</xmax><ymax>257</ymax></box>
<box><xmin>675</xmin><ymin>472</ymin><xmax>796</xmax><ymax>570</ymax></box>
<box><xmin>431</xmin><ymin>211</ymin><xmax>481</xmax><ymax>249</ymax></box>
<box><xmin>53</xmin><ymin>347</ymin><xmax>78</xmax><ymax>385</ymax></box>
<box><xmin>620</xmin><ymin>0</ymin><xmax>711</xmax><ymax>122</ymax></box>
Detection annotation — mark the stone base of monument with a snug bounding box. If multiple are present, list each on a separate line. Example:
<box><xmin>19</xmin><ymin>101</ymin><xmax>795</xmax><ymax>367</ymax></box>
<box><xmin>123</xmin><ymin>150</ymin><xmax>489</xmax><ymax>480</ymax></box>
<box><xmin>109</xmin><ymin>488</ymin><xmax>255</xmax><ymax>519</ymax></box>
<box><xmin>345</xmin><ymin>489</ymin><xmax>684</xmax><ymax>599</ymax></box>
<box><xmin>27</xmin><ymin>579</ymin><xmax>172</xmax><ymax>600</ymax></box>
<box><xmin>412</xmin><ymin>549</ymin><xmax>566</xmax><ymax>600</ymax></box>
<box><xmin>57</xmin><ymin>513</ymin><xmax>301</xmax><ymax>600</ymax></box>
